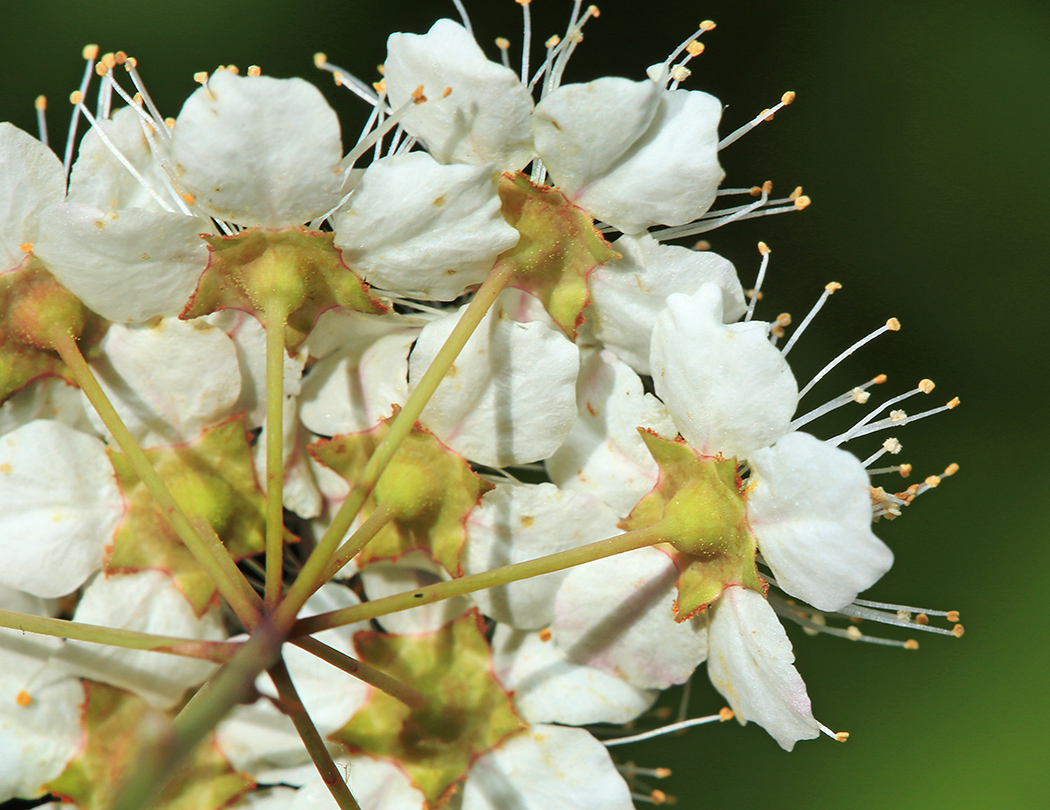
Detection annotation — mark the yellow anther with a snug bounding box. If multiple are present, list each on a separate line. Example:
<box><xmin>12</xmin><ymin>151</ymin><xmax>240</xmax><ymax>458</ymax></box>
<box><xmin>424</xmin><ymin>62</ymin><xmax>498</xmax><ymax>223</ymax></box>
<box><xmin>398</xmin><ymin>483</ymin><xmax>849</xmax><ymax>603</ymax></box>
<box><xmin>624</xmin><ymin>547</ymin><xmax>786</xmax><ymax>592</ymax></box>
<box><xmin>718</xmin><ymin>706</ymin><xmax>734</xmax><ymax>721</ymax></box>
<box><xmin>898</xmin><ymin>463</ymin><xmax>913</xmax><ymax>477</ymax></box>
<box><xmin>125</xmin><ymin>56</ymin><xmax>138</xmax><ymax>69</ymax></box>
<box><xmin>372</xmin><ymin>78</ymin><xmax>386</xmax><ymax>93</ymax></box>
<box><xmin>789</xmin><ymin>186</ymin><xmax>804</xmax><ymax>200</ymax></box>
<box><xmin>69</xmin><ymin>90</ymin><xmax>84</xmax><ymax>105</ymax></box>
<box><xmin>946</xmin><ymin>610</ymin><xmax>960</xmax><ymax>623</ymax></box>
<box><xmin>411</xmin><ymin>84</ymin><xmax>427</xmax><ymax>103</ymax></box>
<box><xmin>835</xmin><ymin>731</ymin><xmax>850</xmax><ymax>743</ymax></box>
<box><xmin>825</xmin><ymin>281</ymin><xmax>842</xmax><ymax>293</ymax></box>
<box><xmin>83</xmin><ymin>44</ymin><xmax>100</xmax><ymax>60</ymax></box>
<box><xmin>538</xmin><ymin>628</ymin><xmax>552</xmax><ymax>642</ymax></box>
<box><xmin>776</xmin><ymin>312</ymin><xmax>792</xmax><ymax>327</ymax></box>
<box><xmin>761</xmin><ymin>180</ymin><xmax>773</xmax><ymax>194</ymax></box>
<box><xmin>227</xmin><ymin>65</ymin><xmax>240</xmax><ymax>75</ymax></box>
<box><xmin>749</xmin><ymin>186</ymin><xmax>763</xmax><ymax>196</ymax></box>
<box><xmin>587</xmin><ymin>4</ymin><xmax>600</xmax><ymax>17</ymax></box>
<box><xmin>101</xmin><ymin>52</ymin><xmax>117</xmax><ymax>69</ymax></box>
<box><xmin>700</xmin><ymin>20</ymin><xmax>716</xmax><ymax>31</ymax></box>
<box><xmin>546</xmin><ymin>34</ymin><xmax>562</xmax><ymax>48</ymax></box>
<box><xmin>314</xmin><ymin>53</ymin><xmax>328</xmax><ymax>68</ymax></box>
<box><xmin>886</xmin><ymin>317</ymin><xmax>901</xmax><ymax>331</ymax></box>
<box><xmin>846</xmin><ymin>625</ymin><xmax>862</xmax><ymax>640</ymax></box>
<box><xmin>15</xmin><ymin>690</ymin><xmax>31</xmax><ymax>707</ymax></box>
<box><xmin>115</xmin><ymin>51</ymin><xmax>128</xmax><ymax>65</ymax></box>
<box><xmin>164</xmin><ymin>117</ymin><xmax>176</xmax><ymax>129</ymax></box>
<box><xmin>651</xmin><ymin>790</ymin><xmax>667</xmax><ymax>805</ymax></box>
<box><xmin>516</xmin><ymin>0</ymin><xmax>532</xmax><ymax>5</ymax></box>
<box><xmin>654</xmin><ymin>768</ymin><xmax>672</xmax><ymax>779</ymax></box>
<box><xmin>694</xmin><ymin>239</ymin><xmax>711</xmax><ymax>251</ymax></box>
<box><xmin>182</xmin><ymin>192</ymin><xmax>196</xmax><ymax>206</ymax></box>
<box><xmin>915</xmin><ymin>613</ymin><xmax>929</xmax><ymax>625</ymax></box>
<box><xmin>442</xmin><ymin>86</ymin><xmax>453</xmax><ymax>98</ymax></box>
<box><xmin>944</xmin><ymin>462</ymin><xmax>959</xmax><ymax>476</ymax></box>
<box><xmin>193</xmin><ymin>71</ymin><xmax>209</xmax><ymax>85</ymax></box>
<box><xmin>904</xmin><ymin>639</ymin><xmax>920</xmax><ymax>650</ymax></box>
<box><xmin>495</xmin><ymin>37</ymin><xmax>511</xmax><ymax>50</ymax></box>
<box><xmin>686</xmin><ymin>40</ymin><xmax>705</xmax><ymax>56</ymax></box>
<box><xmin>947</xmin><ymin>397</ymin><xmax>961</xmax><ymax>409</ymax></box>
<box><xmin>247</xmin><ymin>65</ymin><xmax>261</xmax><ymax>76</ymax></box>
<box><xmin>918</xmin><ymin>378</ymin><xmax>935</xmax><ymax>394</ymax></box>
<box><xmin>952</xmin><ymin>624</ymin><xmax>965</xmax><ymax>638</ymax></box>
<box><xmin>782</xmin><ymin>90</ymin><xmax>796</xmax><ymax>105</ymax></box>
<box><xmin>94</xmin><ymin>62</ymin><xmax>108</xmax><ymax>77</ymax></box>
<box><xmin>758</xmin><ymin>241</ymin><xmax>770</xmax><ymax>255</ymax></box>
<box><xmin>924</xmin><ymin>475</ymin><xmax>941</xmax><ymax>488</ymax></box>
<box><xmin>793</xmin><ymin>195</ymin><xmax>812</xmax><ymax>209</ymax></box>
<box><xmin>34</xmin><ymin>95</ymin><xmax>46</xmax><ymax>110</ymax></box>
<box><xmin>874</xmin><ymin>373</ymin><xmax>888</xmax><ymax>384</ymax></box>
<box><xmin>19</xmin><ymin>243</ymin><xmax>33</xmax><ymax>254</ymax></box>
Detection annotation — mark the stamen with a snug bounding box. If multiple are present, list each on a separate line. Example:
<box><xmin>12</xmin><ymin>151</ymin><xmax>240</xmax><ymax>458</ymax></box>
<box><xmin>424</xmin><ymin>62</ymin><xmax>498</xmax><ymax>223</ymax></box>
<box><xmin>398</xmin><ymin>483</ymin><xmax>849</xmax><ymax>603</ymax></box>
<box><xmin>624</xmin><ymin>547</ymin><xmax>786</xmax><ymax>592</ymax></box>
<box><xmin>69</xmin><ymin>93</ymin><xmax>175</xmax><ymax>214</ymax></box>
<box><xmin>617</xmin><ymin>764</ymin><xmax>672</xmax><ymax>779</ymax></box>
<box><xmin>781</xmin><ymin>282</ymin><xmax>841</xmax><ymax>357</ymax></box>
<box><xmin>547</xmin><ymin>3</ymin><xmax>601</xmax><ymax>95</ymax></box>
<box><xmin>818</xmin><ymin>724</ymin><xmax>850</xmax><ymax>743</ymax></box>
<box><xmin>495</xmin><ymin>37</ymin><xmax>512</xmax><ymax>70</ymax></box>
<box><xmin>771</xmin><ymin>596</ymin><xmax>916</xmax><ymax>648</ymax></box>
<box><xmin>63</xmin><ymin>44</ymin><xmax>100</xmax><ymax>177</ymax></box>
<box><xmin>791</xmin><ymin>374</ymin><xmax>887</xmax><ymax>430</ymax></box>
<box><xmin>744</xmin><ymin>241</ymin><xmax>771</xmax><ymax>322</ymax></box>
<box><xmin>451</xmin><ymin>0</ymin><xmax>474</xmax><ymax>36</ymax></box>
<box><xmin>831</xmin><ymin>380</ymin><xmax>934</xmax><ymax>445</ymax></box>
<box><xmin>343</xmin><ymin>92</ymin><xmax>422</xmax><ymax>180</ymax></box>
<box><xmin>247</xmin><ymin>65</ymin><xmax>262</xmax><ymax>77</ymax></box>
<box><xmin>602</xmin><ymin>711</ymin><xmax>731</xmax><ymax>746</ymax></box>
<box><xmin>121</xmin><ymin>58</ymin><xmax>171</xmax><ymax>146</ymax></box>
<box><xmin>798</xmin><ymin>319</ymin><xmax>900</xmax><ymax>400</ymax></box>
<box><xmin>34</xmin><ymin>95</ymin><xmax>48</xmax><ymax>148</ymax></box>
<box><xmin>718</xmin><ymin>91</ymin><xmax>796</xmax><ymax>150</ymax></box>
<box><xmin>651</xmin><ymin>185</ymin><xmax>810</xmax><ymax>239</ymax></box>
<box><xmin>314</xmin><ymin>53</ymin><xmax>381</xmax><ymax>106</ymax></box>
<box><xmin>838</xmin><ymin>602</ymin><xmax>963</xmax><ymax>638</ymax></box>
<box><xmin>837</xmin><ymin>397</ymin><xmax>959</xmax><ymax>444</ymax></box>
<box><xmin>861</xmin><ymin>437</ymin><xmax>903</xmax><ymax>467</ymax></box>
<box><xmin>519</xmin><ymin>0</ymin><xmax>532</xmax><ymax>84</ymax></box>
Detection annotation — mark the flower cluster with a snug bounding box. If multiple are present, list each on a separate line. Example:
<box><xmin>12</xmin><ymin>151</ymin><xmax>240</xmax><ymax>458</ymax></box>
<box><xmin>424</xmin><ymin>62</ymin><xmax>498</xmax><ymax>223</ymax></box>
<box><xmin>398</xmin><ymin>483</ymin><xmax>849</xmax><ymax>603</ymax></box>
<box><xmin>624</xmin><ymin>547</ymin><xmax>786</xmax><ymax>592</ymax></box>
<box><xmin>0</xmin><ymin>4</ymin><xmax>961</xmax><ymax>809</ymax></box>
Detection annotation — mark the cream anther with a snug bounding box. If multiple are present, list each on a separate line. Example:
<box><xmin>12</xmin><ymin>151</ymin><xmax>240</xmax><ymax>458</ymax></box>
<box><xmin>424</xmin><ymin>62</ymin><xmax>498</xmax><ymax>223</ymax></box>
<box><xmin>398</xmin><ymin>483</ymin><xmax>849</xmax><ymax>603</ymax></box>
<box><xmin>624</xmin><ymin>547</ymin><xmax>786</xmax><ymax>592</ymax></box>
<box><xmin>883</xmin><ymin>438</ymin><xmax>902</xmax><ymax>454</ymax></box>
<box><xmin>889</xmin><ymin>409</ymin><xmax>907</xmax><ymax>421</ymax></box>
<box><xmin>846</xmin><ymin>625</ymin><xmax>862</xmax><ymax>640</ymax></box>
<box><xmin>670</xmin><ymin>65</ymin><xmax>692</xmax><ymax>82</ymax></box>
<box><xmin>852</xmin><ymin>388</ymin><xmax>870</xmax><ymax>403</ymax></box>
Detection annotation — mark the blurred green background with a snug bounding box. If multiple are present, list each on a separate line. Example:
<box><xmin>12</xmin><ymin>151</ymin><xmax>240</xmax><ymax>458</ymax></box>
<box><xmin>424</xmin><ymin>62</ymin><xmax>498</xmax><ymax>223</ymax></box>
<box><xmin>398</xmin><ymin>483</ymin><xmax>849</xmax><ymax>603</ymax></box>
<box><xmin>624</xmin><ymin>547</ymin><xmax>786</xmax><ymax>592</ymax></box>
<box><xmin>1</xmin><ymin>1</ymin><xmax>1046</xmax><ymax>808</ymax></box>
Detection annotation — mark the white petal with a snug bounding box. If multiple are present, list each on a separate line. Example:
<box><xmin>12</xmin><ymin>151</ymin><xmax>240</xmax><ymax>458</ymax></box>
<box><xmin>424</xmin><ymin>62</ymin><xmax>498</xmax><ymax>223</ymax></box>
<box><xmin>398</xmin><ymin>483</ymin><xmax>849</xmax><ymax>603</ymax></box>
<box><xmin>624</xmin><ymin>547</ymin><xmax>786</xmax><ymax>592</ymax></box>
<box><xmin>385</xmin><ymin>19</ymin><xmax>535</xmax><ymax>171</ymax></box>
<box><xmin>0</xmin><ymin>420</ymin><xmax>122</xmax><ymax>597</ymax></box>
<box><xmin>651</xmin><ymin>284</ymin><xmax>798</xmax><ymax>458</ymax></box>
<box><xmin>492</xmin><ymin>626</ymin><xmax>658</xmax><ymax>725</ymax></box>
<box><xmin>748</xmin><ymin>432</ymin><xmax>894</xmax><ymax>610</ymax></box>
<box><xmin>287</xmin><ymin>757</ymin><xmax>425</xmax><ymax>810</ymax></box>
<box><xmin>547</xmin><ymin>349</ymin><xmax>676</xmax><ymax>517</ymax></box>
<box><xmin>464</xmin><ymin>483</ymin><xmax>621</xmax><ymax>629</ymax></box>
<box><xmin>51</xmin><ymin>570</ymin><xmax>224</xmax><ymax>709</ymax></box>
<box><xmin>552</xmin><ymin>547</ymin><xmax>707</xmax><ymax>690</ymax></box>
<box><xmin>172</xmin><ymin>71</ymin><xmax>343</xmax><ymax>227</ymax></box>
<box><xmin>305</xmin><ymin>308</ymin><xmax>425</xmax><ymax>361</ymax></box>
<box><xmin>532</xmin><ymin>76</ymin><xmax>662</xmax><ymax>192</ymax></box>
<box><xmin>590</xmin><ymin>233</ymin><xmax>745</xmax><ymax>374</ymax></box>
<box><xmin>253</xmin><ymin>397</ymin><xmax>322</xmax><ymax>519</ymax></box>
<box><xmin>0</xmin><ymin>123</ymin><xmax>64</xmax><ymax>273</ymax></box>
<box><xmin>409</xmin><ymin>292</ymin><xmax>579</xmax><ymax>467</ymax></box>
<box><xmin>358</xmin><ymin>555</ymin><xmax>470</xmax><ymax>635</ymax></box>
<box><xmin>299</xmin><ymin>331</ymin><xmax>415</xmax><ymax>437</ymax></box>
<box><xmin>0</xmin><ymin>378</ymin><xmax>94</xmax><ymax>439</ymax></box>
<box><xmin>462</xmin><ymin>725</ymin><xmax>634</xmax><ymax>810</ymax></box>
<box><xmin>34</xmin><ymin>203</ymin><xmax>209</xmax><ymax>322</ymax></box>
<box><xmin>217</xmin><ymin>699</ymin><xmax>306</xmax><ymax>783</ymax></box>
<box><xmin>707</xmin><ymin>586</ymin><xmax>819</xmax><ymax>750</ymax></box>
<box><xmin>66</xmin><ymin>106</ymin><xmax>172</xmax><ymax>214</ymax></box>
<box><xmin>84</xmin><ymin>318</ymin><xmax>242</xmax><ymax>448</ymax></box>
<box><xmin>334</xmin><ymin>152</ymin><xmax>519</xmax><ymax>301</ymax></box>
<box><xmin>537</xmin><ymin>86</ymin><xmax>723</xmax><ymax>233</ymax></box>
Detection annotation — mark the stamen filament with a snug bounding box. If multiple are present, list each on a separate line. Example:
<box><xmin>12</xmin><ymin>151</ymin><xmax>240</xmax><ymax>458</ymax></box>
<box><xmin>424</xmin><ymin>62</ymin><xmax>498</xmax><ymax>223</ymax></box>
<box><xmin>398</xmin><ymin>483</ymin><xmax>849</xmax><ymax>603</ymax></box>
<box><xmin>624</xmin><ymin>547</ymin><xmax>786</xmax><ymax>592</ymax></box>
<box><xmin>744</xmin><ymin>241</ymin><xmax>771</xmax><ymax>322</ymax></box>
<box><xmin>798</xmin><ymin>319</ymin><xmax>900</xmax><ymax>399</ymax></box>
<box><xmin>34</xmin><ymin>95</ymin><xmax>48</xmax><ymax>148</ymax></box>
<box><xmin>520</xmin><ymin>0</ymin><xmax>533</xmax><ymax>84</ymax></box>
<box><xmin>718</xmin><ymin>91</ymin><xmax>796</xmax><ymax>150</ymax></box>
<box><xmin>831</xmin><ymin>381</ymin><xmax>931</xmax><ymax>445</ymax></box>
<box><xmin>123</xmin><ymin>58</ymin><xmax>172</xmax><ymax>145</ymax></box>
<box><xmin>603</xmin><ymin>712</ymin><xmax>730</xmax><ymax>746</ymax></box>
<box><xmin>791</xmin><ymin>374</ymin><xmax>887</xmax><ymax>430</ymax></box>
<box><xmin>63</xmin><ymin>44</ymin><xmax>99</xmax><ymax>177</ymax></box>
<box><xmin>781</xmin><ymin>281</ymin><xmax>841</xmax><ymax>357</ymax></box>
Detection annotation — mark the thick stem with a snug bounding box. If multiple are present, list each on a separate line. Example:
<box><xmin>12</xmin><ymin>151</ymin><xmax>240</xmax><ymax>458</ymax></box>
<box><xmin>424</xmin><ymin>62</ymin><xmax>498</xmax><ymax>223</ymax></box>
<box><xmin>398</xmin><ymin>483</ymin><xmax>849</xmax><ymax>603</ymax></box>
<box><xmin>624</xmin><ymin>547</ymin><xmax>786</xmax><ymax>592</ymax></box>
<box><xmin>110</xmin><ymin>622</ymin><xmax>286</xmax><ymax>810</ymax></box>
<box><xmin>264</xmin><ymin>299</ymin><xmax>289</xmax><ymax>610</ymax></box>
<box><xmin>269</xmin><ymin>658</ymin><xmax>362</xmax><ymax>810</ymax></box>
<box><xmin>0</xmin><ymin>608</ymin><xmax>240</xmax><ymax>662</ymax></box>
<box><xmin>294</xmin><ymin>525</ymin><xmax>665</xmax><ymax>636</ymax></box>
<box><xmin>51</xmin><ymin>330</ymin><xmax>263</xmax><ymax>629</ymax></box>
<box><xmin>274</xmin><ymin>262</ymin><xmax>517</xmax><ymax>630</ymax></box>
<box><xmin>294</xmin><ymin>636</ymin><xmax>426</xmax><ymax>709</ymax></box>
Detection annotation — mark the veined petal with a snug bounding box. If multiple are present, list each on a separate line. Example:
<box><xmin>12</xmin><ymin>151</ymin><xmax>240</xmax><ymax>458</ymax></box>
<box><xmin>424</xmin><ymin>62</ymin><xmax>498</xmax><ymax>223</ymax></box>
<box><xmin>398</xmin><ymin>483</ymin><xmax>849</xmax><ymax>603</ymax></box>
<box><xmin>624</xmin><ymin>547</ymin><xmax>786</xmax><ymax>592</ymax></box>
<box><xmin>83</xmin><ymin>318</ymin><xmax>241</xmax><ymax>448</ymax></box>
<box><xmin>333</xmin><ymin>152</ymin><xmax>519</xmax><ymax>301</ymax></box>
<box><xmin>385</xmin><ymin>19</ymin><xmax>535</xmax><ymax>170</ymax></box>
<box><xmin>748</xmin><ymin>431</ymin><xmax>894</xmax><ymax>611</ymax></box>
<box><xmin>552</xmin><ymin>547</ymin><xmax>707</xmax><ymax>690</ymax></box>
<box><xmin>51</xmin><ymin>570</ymin><xmax>224</xmax><ymax>709</ymax></box>
<box><xmin>464</xmin><ymin>483</ymin><xmax>621</xmax><ymax>629</ymax></box>
<box><xmin>651</xmin><ymin>283</ymin><xmax>797</xmax><ymax>458</ymax></box>
<box><xmin>537</xmin><ymin>86</ymin><xmax>723</xmax><ymax>234</ymax></box>
<box><xmin>707</xmin><ymin>586</ymin><xmax>820</xmax><ymax>751</ymax></box>
<box><xmin>172</xmin><ymin>70</ymin><xmax>344</xmax><ymax>227</ymax></box>
<box><xmin>462</xmin><ymin>725</ymin><xmax>634</xmax><ymax>810</ymax></box>
<box><xmin>533</xmin><ymin>76</ymin><xmax>662</xmax><ymax>192</ymax></box>
<box><xmin>409</xmin><ymin>291</ymin><xmax>579</xmax><ymax>467</ymax></box>
<box><xmin>0</xmin><ymin>123</ymin><xmax>64</xmax><ymax>274</ymax></box>
<box><xmin>547</xmin><ymin>349</ymin><xmax>676</xmax><ymax>518</ymax></box>
<box><xmin>0</xmin><ymin>420</ymin><xmax>122</xmax><ymax>597</ymax></box>
<box><xmin>590</xmin><ymin>233</ymin><xmax>746</xmax><ymax>374</ymax></box>
<box><xmin>492</xmin><ymin>626</ymin><xmax>658</xmax><ymax>726</ymax></box>
<box><xmin>34</xmin><ymin>203</ymin><xmax>209</xmax><ymax>322</ymax></box>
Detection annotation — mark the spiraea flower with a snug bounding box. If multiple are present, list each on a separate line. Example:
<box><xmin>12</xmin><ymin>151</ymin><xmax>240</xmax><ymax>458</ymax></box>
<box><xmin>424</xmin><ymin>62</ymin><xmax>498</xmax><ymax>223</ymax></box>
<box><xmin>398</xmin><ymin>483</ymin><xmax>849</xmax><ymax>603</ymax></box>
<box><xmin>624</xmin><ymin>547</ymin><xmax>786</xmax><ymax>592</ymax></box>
<box><xmin>0</xmin><ymin>3</ymin><xmax>963</xmax><ymax>809</ymax></box>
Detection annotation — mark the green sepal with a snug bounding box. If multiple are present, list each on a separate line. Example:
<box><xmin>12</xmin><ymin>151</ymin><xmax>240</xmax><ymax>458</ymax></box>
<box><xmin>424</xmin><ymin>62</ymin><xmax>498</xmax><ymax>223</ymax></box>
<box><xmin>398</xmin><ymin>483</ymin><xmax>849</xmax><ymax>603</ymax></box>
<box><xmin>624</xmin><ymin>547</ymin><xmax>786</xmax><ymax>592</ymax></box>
<box><xmin>621</xmin><ymin>429</ymin><xmax>764</xmax><ymax>621</ymax></box>
<box><xmin>496</xmin><ymin>173</ymin><xmax>618</xmax><ymax>339</ymax></box>
<box><xmin>330</xmin><ymin>610</ymin><xmax>527</xmax><ymax>807</ymax></box>
<box><xmin>106</xmin><ymin>417</ymin><xmax>271</xmax><ymax>615</ymax></box>
<box><xmin>180</xmin><ymin>228</ymin><xmax>386</xmax><ymax>350</ymax></box>
<box><xmin>0</xmin><ymin>256</ymin><xmax>108</xmax><ymax>403</ymax></box>
<box><xmin>310</xmin><ymin>410</ymin><xmax>493</xmax><ymax>576</ymax></box>
<box><xmin>45</xmin><ymin>681</ymin><xmax>253</xmax><ymax>810</ymax></box>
